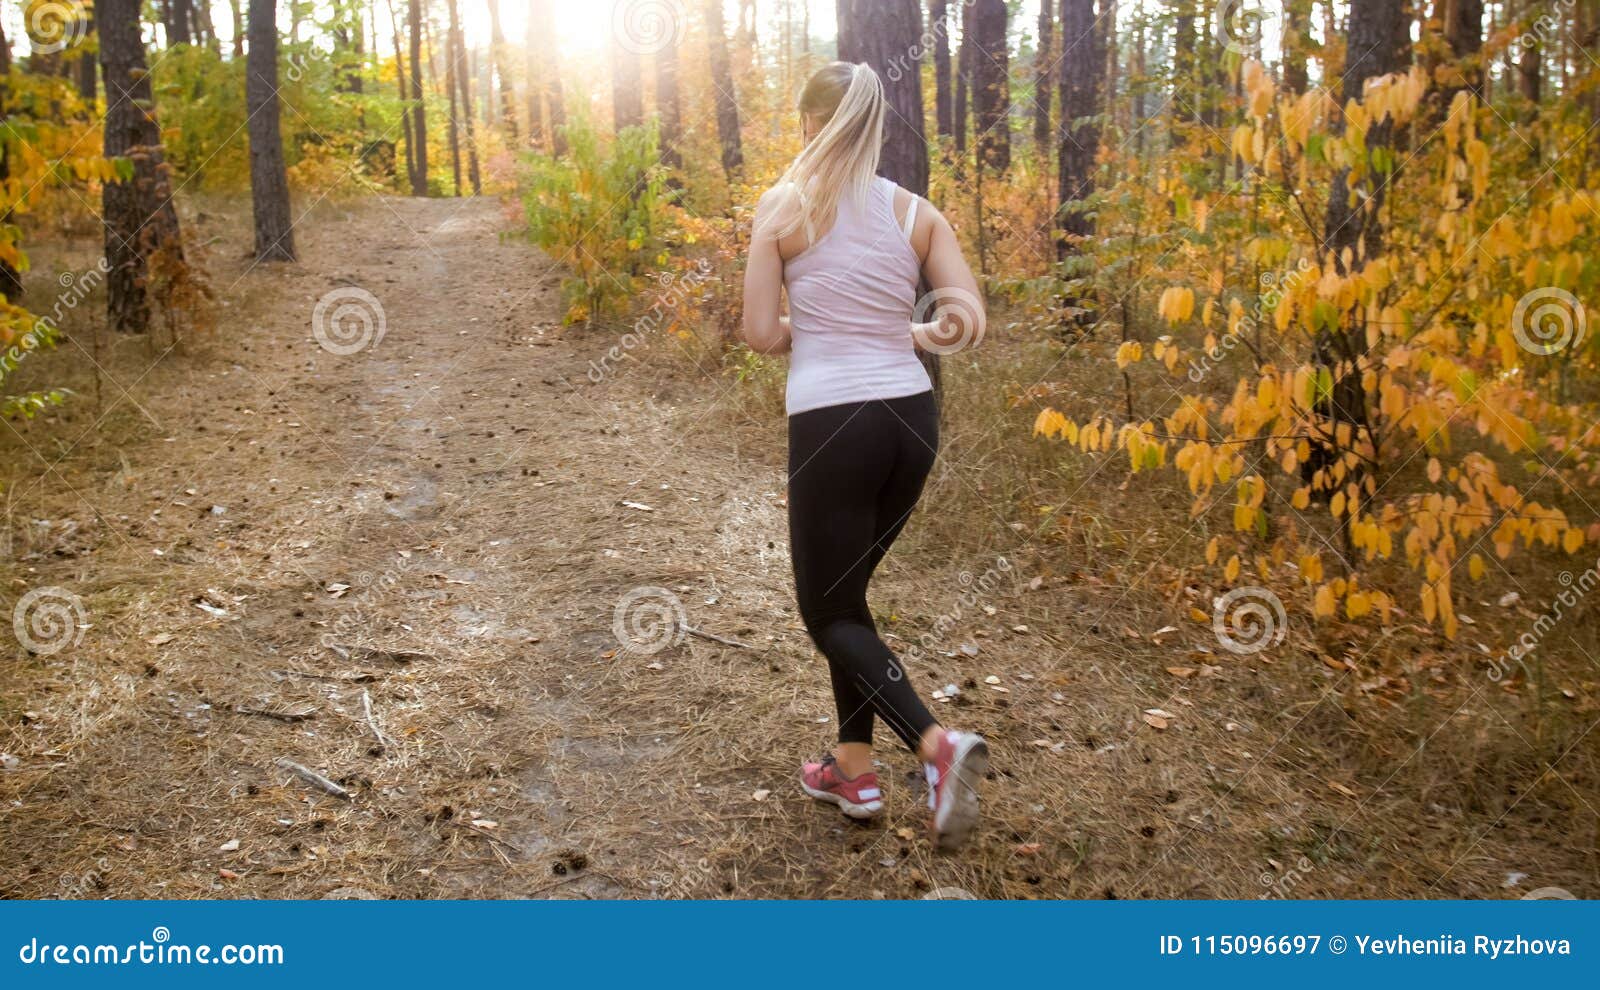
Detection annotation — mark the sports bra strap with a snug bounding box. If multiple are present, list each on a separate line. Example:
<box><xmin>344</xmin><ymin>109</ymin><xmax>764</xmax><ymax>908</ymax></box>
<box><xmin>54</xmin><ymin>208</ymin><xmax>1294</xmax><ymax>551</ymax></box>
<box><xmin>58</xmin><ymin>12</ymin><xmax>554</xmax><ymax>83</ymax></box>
<box><xmin>899</xmin><ymin>194</ymin><xmax>919</xmax><ymax>241</ymax></box>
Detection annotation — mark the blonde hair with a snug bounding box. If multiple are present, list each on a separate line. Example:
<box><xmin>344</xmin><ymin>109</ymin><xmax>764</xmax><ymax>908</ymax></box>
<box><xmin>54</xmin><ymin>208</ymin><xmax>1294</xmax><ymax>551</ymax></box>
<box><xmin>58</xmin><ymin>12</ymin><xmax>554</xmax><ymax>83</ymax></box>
<box><xmin>769</xmin><ymin>62</ymin><xmax>886</xmax><ymax>242</ymax></box>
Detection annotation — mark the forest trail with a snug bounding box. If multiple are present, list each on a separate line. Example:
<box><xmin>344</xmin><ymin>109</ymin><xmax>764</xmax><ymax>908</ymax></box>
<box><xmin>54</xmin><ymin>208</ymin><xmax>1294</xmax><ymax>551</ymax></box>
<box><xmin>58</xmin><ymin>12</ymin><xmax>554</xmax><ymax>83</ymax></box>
<box><xmin>1</xmin><ymin>197</ymin><xmax>1587</xmax><ymax>900</ymax></box>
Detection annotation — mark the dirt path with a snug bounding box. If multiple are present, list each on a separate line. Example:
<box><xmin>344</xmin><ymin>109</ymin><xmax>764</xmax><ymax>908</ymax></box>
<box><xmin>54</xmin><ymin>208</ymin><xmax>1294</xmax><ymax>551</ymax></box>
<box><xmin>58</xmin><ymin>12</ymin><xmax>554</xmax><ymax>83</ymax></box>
<box><xmin>1</xmin><ymin>197</ymin><xmax>1589</xmax><ymax>900</ymax></box>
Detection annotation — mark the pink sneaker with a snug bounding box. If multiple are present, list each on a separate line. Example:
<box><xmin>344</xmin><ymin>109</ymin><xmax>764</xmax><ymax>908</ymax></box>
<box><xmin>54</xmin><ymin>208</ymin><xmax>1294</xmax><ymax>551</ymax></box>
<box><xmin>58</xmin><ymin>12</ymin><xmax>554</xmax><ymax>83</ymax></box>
<box><xmin>924</xmin><ymin>730</ymin><xmax>989</xmax><ymax>850</ymax></box>
<box><xmin>800</xmin><ymin>755</ymin><xmax>884</xmax><ymax>820</ymax></box>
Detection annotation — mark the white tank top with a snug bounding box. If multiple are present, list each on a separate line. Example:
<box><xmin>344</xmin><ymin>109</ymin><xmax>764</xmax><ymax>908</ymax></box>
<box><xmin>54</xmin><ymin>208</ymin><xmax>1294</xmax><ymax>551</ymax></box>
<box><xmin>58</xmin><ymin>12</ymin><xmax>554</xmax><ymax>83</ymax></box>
<box><xmin>782</xmin><ymin>176</ymin><xmax>931</xmax><ymax>416</ymax></box>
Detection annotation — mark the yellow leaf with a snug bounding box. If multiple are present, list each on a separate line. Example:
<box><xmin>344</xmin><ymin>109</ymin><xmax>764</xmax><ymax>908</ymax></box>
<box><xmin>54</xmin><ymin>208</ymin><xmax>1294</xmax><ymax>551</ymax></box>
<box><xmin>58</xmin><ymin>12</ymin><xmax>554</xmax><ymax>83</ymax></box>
<box><xmin>1468</xmin><ymin>553</ymin><xmax>1485</xmax><ymax>580</ymax></box>
<box><xmin>1223</xmin><ymin>554</ymin><xmax>1241</xmax><ymax>582</ymax></box>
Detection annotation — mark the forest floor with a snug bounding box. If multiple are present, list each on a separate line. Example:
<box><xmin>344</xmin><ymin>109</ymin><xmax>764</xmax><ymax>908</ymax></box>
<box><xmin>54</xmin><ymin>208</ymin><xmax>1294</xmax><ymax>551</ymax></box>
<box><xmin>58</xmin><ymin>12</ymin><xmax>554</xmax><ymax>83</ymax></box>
<box><xmin>0</xmin><ymin>195</ymin><xmax>1594</xmax><ymax>899</ymax></box>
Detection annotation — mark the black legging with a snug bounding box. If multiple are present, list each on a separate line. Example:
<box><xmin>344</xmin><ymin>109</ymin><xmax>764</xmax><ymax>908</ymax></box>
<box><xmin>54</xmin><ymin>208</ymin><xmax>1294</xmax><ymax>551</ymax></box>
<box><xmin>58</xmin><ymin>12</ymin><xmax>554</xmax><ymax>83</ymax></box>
<box><xmin>788</xmin><ymin>391</ymin><xmax>940</xmax><ymax>752</ymax></box>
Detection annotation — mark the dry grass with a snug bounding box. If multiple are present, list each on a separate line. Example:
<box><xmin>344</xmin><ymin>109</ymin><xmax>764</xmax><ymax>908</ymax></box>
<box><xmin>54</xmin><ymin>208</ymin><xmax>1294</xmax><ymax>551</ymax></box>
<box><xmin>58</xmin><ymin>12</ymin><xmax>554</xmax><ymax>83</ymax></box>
<box><xmin>0</xmin><ymin>195</ymin><xmax>1594</xmax><ymax>901</ymax></box>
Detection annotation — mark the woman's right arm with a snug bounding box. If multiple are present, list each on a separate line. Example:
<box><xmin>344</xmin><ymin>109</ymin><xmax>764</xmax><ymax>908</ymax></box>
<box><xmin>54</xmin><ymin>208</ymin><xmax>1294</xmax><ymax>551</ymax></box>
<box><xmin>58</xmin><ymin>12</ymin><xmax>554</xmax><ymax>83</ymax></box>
<box><xmin>911</xmin><ymin>205</ymin><xmax>986</xmax><ymax>353</ymax></box>
<box><xmin>742</xmin><ymin>188</ymin><xmax>794</xmax><ymax>355</ymax></box>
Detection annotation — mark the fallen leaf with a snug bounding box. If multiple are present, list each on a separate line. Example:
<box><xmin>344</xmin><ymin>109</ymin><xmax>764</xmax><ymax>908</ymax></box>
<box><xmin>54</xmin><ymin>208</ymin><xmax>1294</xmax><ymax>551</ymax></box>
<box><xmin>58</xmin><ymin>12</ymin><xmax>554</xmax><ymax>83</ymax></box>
<box><xmin>219</xmin><ymin>839</ymin><xmax>240</xmax><ymax>852</ymax></box>
<box><xmin>218</xmin><ymin>868</ymin><xmax>239</xmax><ymax>880</ymax></box>
<box><xmin>1328</xmin><ymin>781</ymin><xmax>1358</xmax><ymax>799</ymax></box>
<box><xmin>1014</xmin><ymin>842</ymin><xmax>1042</xmax><ymax>855</ymax></box>
<box><xmin>1142</xmin><ymin>713</ymin><xmax>1169</xmax><ymax>730</ymax></box>
<box><xmin>1144</xmin><ymin>708</ymin><xmax>1176</xmax><ymax>719</ymax></box>
<box><xmin>147</xmin><ymin>633</ymin><xmax>176</xmax><ymax>647</ymax></box>
<box><xmin>1166</xmin><ymin>666</ymin><xmax>1196</xmax><ymax>678</ymax></box>
<box><xmin>984</xmin><ymin>675</ymin><xmax>1001</xmax><ymax>685</ymax></box>
<box><xmin>470</xmin><ymin>819</ymin><xmax>499</xmax><ymax>829</ymax></box>
<box><xmin>752</xmin><ymin>789</ymin><xmax>771</xmax><ymax>802</ymax></box>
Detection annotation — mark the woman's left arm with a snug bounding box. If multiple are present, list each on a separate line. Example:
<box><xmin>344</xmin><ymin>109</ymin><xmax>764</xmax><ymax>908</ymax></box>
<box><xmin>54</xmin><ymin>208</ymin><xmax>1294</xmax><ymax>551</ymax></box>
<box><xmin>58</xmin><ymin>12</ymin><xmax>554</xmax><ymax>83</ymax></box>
<box><xmin>742</xmin><ymin>189</ymin><xmax>793</xmax><ymax>355</ymax></box>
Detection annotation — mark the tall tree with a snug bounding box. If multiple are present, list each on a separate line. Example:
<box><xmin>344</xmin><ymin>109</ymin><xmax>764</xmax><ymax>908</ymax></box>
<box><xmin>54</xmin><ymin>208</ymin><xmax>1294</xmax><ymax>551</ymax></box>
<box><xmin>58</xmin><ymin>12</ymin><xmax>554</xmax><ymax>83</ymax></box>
<box><xmin>656</xmin><ymin>29</ymin><xmax>683</xmax><ymax>170</ymax></box>
<box><xmin>486</xmin><ymin>0</ymin><xmax>517</xmax><ymax>139</ymax></box>
<box><xmin>969</xmin><ymin>0</ymin><xmax>1010</xmax><ymax>173</ymax></box>
<box><xmin>1171</xmin><ymin>0</ymin><xmax>1196</xmax><ymax>138</ymax></box>
<box><xmin>837</xmin><ymin>0</ymin><xmax>930</xmax><ymax>195</ymax></box>
<box><xmin>100</xmin><ymin>0</ymin><xmax>184</xmax><ymax>333</ymax></box>
<box><xmin>444</xmin><ymin>0</ymin><xmax>464</xmax><ymax>193</ymax></box>
<box><xmin>406</xmin><ymin>0</ymin><xmax>428</xmax><ymax>194</ymax></box>
<box><xmin>230</xmin><ymin>0</ymin><xmax>244</xmax><ymax>56</ymax></box>
<box><xmin>449</xmin><ymin>0</ymin><xmax>480</xmax><ymax>194</ymax></box>
<box><xmin>247</xmin><ymin>0</ymin><xmax>295</xmax><ymax>261</ymax></box>
<box><xmin>706</xmin><ymin>0</ymin><xmax>743</xmax><ymax>178</ymax></box>
<box><xmin>525</xmin><ymin>1</ymin><xmax>544</xmax><ymax>148</ymax></box>
<box><xmin>837</xmin><ymin>0</ymin><xmax>937</xmax><ymax>393</ymax></box>
<box><xmin>931</xmin><ymin>0</ymin><xmax>953</xmax><ymax>139</ymax></box>
<box><xmin>1057</xmin><ymin>0</ymin><xmax>1103</xmax><ymax>254</ymax></box>
<box><xmin>611</xmin><ymin>32</ymin><xmax>643</xmax><ymax>132</ymax></box>
<box><xmin>385</xmin><ymin>0</ymin><xmax>416</xmax><ymax>188</ymax></box>
<box><xmin>1034</xmin><ymin>0</ymin><xmax>1054</xmax><ymax>151</ymax></box>
<box><xmin>1313</xmin><ymin>0</ymin><xmax>1411</xmax><ymax>489</ymax></box>
<box><xmin>955</xmin><ymin>1</ymin><xmax>970</xmax><ymax>155</ymax></box>
<box><xmin>164</xmin><ymin>0</ymin><xmax>195</xmax><ymax>45</ymax></box>
<box><xmin>73</xmin><ymin>5</ymin><xmax>97</xmax><ymax>102</ymax></box>
<box><xmin>530</xmin><ymin>0</ymin><xmax>566</xmax><ymax>154</ymax></box>
<box><xmin>1283</xmin><ymin>0</ymin><xmax>1312</xmax><ymax>94</ymax></box>
<box><xmin>0</xmin><ymin>26</ymin><xmax>20</xmax><ymax>301</ymax></box>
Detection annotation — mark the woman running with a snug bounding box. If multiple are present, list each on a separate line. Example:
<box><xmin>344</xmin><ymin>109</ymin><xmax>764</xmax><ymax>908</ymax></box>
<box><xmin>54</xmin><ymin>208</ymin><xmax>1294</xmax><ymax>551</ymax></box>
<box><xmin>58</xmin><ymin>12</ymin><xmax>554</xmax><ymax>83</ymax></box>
<box><xmin>742</xmin><ymin>61</ymin><xmax>989</xmax><ymax>850</ymax></box>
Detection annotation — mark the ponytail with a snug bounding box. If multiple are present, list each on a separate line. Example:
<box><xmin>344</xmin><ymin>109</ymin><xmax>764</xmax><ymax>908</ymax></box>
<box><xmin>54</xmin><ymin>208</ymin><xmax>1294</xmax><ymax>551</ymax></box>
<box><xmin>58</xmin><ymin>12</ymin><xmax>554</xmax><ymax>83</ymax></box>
<box><xmin>767</xmin><ymin>62</ymin><xmax>886</xmax><ymax>242</ymax></box>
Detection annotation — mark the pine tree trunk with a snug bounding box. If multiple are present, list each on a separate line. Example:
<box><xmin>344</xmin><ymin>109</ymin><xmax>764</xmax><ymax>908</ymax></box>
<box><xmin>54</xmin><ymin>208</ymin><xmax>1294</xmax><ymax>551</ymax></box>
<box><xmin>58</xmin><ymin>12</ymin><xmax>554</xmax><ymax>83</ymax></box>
<box><xmin>444</xmin><ymin>1</ymin><xmax>463</xmax><ymax>195</ymax></box>
<box><xmin>0</xmin><ymin>32</ymin><xmax>21</xmax><ymax>301</ymax></box>
<box><xmin>230</xmin><ymin>0</ymin><xmax>244</xmax><ymax>57</ymax></box>
<box><xmin>449</xmin><ymin>0</ymin><xmax>480</xmax><ymax>194</ymax></box>
<box><xmin>656</xmin><ymin>28</ymin><xmax>682</xmax><ymax>170</ymax></box>
<box><xmin>706</xmin><ymin>0</ymin><xmax>743</xmax><ymax>178</ymax></box>
<box><xmin>611</xmin><ymin>34</ymin><xmax>643</xmax><ymax>132</ymax></box>
<box><xmin>931</xmin><ymin>0</ymin><xmax>953</xmax><ymax>139</ymax></box>
<box><xmin>1033</xmin><ymin>1</ymin><xmax>1053</xmax><ymax>152</ymax></box>
<box><xmin>968</xmin><ymin>0</ymin><xmax>1010</xmax><ymax>174</ymax></box>
<box><xmin>836</xmin><ymin>0</ymin><xmax>938</xmax><ymax>397</ymax></box>
<box><xmin>407</xmin><ymin>0</ymin><xmax>428</xmax><ymax>194</ymax></box>
<box><xmin>247</xmin><ymin>0</ymin><xmax>295</xmax><ymax>261</ymax></box>
<box><xmin>836</xmin><ymin>0</ymin><xmax>929</xmax><ymax>196</ymax></box>
<box><xmin>1057</xmin><ymin>0</ymin><xmax>1103</xmax><ymax>254</ymax></box>
<box><xmin>165</xmin><ymin>0</ymin><xmax>195</xmax><ymax>45</ymax></box>
<box><xmin>101</xmin><ymin>0</ymin><xmax>183</xmax><ymax>333</ymax></box>
<box><xmin>1172</xmin><ymin>0</ymin><xmax>1195</xmax><ymax>139</ymax></box>
<box><xmin>529</xmin><ymin>0</ymin><xmax>566</xmax><ymax>154</ymax></box>
<box><xmin>1284</xmin><ymin>0</ymin><xmax>1312</xmax><ymax>94</ymax></box>
<box><xmin>954</xmin><ymin>5</ymin><xmax>970</xmax><ymax>156</ymax></box>
<box><xmin>1312</xmin><ymin>0</ymin><xmax>1410</xmax><ymax>500</ymax></box>
<box><xmin>525</xmin><ymin>3</ymin><xmax>543</xmax><ymax>148</ymax></box>
<box><xmin>74</xmin><ymin>11</ymin><xmax>97</xmax><ymax>102</ymax></box>
<box><xmin>487</xmin><ymin>0</ymin><xmax>516</xmax><ymax>138</ymax></box>
<box><xmin>385</xmin><ymin>0</ymin><xmax>416</xmax><ymax>188</ymax></box>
